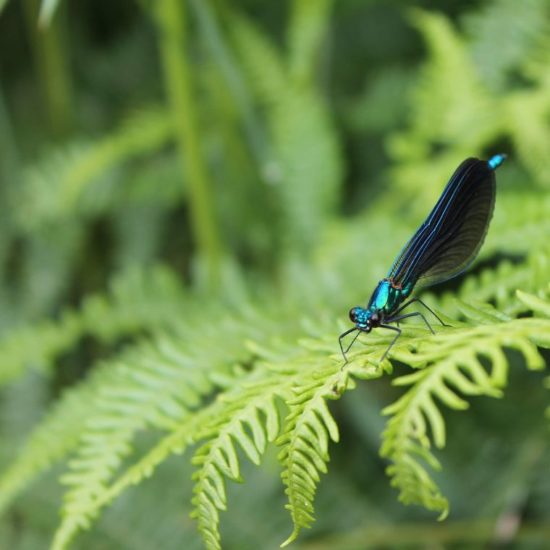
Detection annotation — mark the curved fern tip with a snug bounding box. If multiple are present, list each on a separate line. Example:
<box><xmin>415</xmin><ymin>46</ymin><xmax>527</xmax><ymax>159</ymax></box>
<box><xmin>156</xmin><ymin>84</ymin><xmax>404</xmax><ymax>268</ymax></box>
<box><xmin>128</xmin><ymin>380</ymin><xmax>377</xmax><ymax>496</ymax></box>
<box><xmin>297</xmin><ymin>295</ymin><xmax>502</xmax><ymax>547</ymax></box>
<box><xmin>381</xmin><ymin>359</ymin><xmax>393</xmax><ymax>374</ymax></box>
<box><xmin>281</xmin><ymin>529</ymin><xmax>299</xmax><ymax>548</ymax></box>
<box><xmin>330</xmin><ymin>371</ymin><xmax>350</xmax><ymax>395</ymax></box>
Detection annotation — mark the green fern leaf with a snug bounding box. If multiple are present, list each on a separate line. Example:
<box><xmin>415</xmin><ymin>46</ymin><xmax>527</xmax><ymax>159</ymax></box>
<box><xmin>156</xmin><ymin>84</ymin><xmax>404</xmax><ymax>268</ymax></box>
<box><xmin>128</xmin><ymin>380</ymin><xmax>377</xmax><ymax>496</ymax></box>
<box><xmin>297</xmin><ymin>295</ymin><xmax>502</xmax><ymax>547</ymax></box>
<box><xmin>277</xmin><ymin>356</ymin><xmax>383</xmax><ymax>546</ymax></box>
<box><xmin>506</xmin><ymin>91</ymin><xmax>550</xmax><ymax>189</ymax></box>
<box><xmin>466</xmin><ymin>0</ymin><xmax>547</xmax><ymax>90</ymax></box>
<box><xmin>232</xmin><ymin>11</ymin><xmax>343</xmax><ymax>252</ymax></box>
<box><xmin>0</xmin><ymin>265</ymin><xmax>186</xmax><ymax>387</ymax></box>
<box><xmin>381</xmin><ymin>305</ymin><xmax>550</xmax><ymax>519</ymax></box>
<box><xmin>452</xmin><ymin>249</ymin><xmax>550</xmax><ymax>317</ymax></box>
<box><xmin>48</xmin><ymin>301</ymin><xmax>304</xmax><ymax>549</ymax></box>
<box><xmin>190</xmin><ymin>370</ymin><xmax>295</xmax><ymax>550</ymax></box>
<box><xmin>516</xmin><ymin>288</ymin><xmax>550</xmax><ymax>318</ymax></box>
<box><xmin>16</xmin><ymin>106</ymin><xmax>173</xmax><ymax>231</ymax></box>
<box><xmin>0</xmin><ymin>373</ymin><xmax>102</xmax><ymax>515</ymax></box>
<box><xmin>49</xmin><ymin>342</ymin><xmax>213</xmax><ymax>549</ymax></box>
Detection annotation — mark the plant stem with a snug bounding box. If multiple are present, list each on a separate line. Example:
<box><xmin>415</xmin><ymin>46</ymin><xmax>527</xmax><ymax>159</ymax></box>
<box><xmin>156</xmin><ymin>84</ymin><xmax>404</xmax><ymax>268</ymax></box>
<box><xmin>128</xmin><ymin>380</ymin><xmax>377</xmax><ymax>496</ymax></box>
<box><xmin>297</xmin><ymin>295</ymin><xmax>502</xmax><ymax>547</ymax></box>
<box><xmin>154</xmin><ymin>0</ymin><xmax>222</xmax><ymax>290</ymax></box>
<box><xmin>0</xmin><ymin>83</ymin><xmax>18</xmax><ymax>296</ymax></box>
<box><xmin>23</xmin><ymin>0</ymin><xmax>73</xmax><ymax>137</ymax></box>
<box><xmin>0</xmin><ymin>82</ymin><xmax>20</xmax><ymax>182</ymax></box>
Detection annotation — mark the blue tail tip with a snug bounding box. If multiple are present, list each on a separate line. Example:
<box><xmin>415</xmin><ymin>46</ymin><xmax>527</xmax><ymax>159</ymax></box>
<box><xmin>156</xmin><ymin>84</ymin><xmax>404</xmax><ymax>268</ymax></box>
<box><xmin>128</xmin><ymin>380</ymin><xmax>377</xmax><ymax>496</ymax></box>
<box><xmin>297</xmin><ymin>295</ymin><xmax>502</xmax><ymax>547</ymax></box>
<box><xmin>487</xmin><ymin>153</ymin><xmax>507</xmax><ymax>170</ymax></box>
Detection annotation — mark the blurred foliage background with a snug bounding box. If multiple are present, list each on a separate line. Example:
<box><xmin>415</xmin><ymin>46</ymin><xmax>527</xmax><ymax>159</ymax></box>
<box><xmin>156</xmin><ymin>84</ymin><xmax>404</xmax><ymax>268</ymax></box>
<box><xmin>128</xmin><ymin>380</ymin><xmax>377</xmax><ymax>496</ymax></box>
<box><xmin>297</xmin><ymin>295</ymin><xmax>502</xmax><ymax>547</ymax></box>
<box><xmin>0</xmin><ymin>0</ymin><xmax>550</xmax><ymax>548</ymax></box>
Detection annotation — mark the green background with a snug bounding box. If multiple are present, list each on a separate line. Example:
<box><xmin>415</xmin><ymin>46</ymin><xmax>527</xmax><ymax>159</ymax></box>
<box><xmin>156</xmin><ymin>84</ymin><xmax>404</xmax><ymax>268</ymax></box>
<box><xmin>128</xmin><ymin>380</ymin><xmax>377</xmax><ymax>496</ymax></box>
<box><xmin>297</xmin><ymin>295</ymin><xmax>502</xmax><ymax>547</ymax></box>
<box><xmin>0</xmin><ymin>0</ymin><xmax>549</xmax><ymax>548</ymax></box>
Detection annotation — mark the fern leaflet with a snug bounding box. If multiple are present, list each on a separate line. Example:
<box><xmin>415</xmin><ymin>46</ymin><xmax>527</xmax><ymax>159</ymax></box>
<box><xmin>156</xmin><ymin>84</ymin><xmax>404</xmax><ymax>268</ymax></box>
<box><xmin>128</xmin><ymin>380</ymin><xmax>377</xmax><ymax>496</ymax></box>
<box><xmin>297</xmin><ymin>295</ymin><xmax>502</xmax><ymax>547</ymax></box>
<box><xmin>190</xmin><ymin>372</ymin><xmax>291</xmax><ymax>550</ymax></box>
<box><xmin>277</xmin><ymin>347</ymin><xmax>386</xmax><ymax>546</ymax></box>
<box><xmin>381</xmin><ymin>301</ymin><xmax>550</xmax><ymax>518</ymax></box>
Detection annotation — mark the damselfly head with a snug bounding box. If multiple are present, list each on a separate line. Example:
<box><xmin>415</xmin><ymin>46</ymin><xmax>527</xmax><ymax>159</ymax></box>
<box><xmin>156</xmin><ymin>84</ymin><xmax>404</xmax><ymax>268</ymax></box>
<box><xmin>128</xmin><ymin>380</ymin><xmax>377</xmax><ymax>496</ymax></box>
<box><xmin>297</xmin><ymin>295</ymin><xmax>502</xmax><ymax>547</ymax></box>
<box><xmin>349</xmin><ymin>306</ymin><xmax>372</xmax><ymax>331</ymax></box>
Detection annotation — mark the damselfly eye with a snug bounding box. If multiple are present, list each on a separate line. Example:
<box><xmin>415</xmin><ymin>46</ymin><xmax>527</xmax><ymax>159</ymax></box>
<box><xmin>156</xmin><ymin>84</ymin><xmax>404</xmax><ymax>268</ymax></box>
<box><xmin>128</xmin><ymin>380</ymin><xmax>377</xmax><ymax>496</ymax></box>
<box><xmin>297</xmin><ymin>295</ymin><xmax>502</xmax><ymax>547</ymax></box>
<box><xmin>349</xmin><ymin>307</ymin><xmax>361</xmax><ymax>323</ymax></box>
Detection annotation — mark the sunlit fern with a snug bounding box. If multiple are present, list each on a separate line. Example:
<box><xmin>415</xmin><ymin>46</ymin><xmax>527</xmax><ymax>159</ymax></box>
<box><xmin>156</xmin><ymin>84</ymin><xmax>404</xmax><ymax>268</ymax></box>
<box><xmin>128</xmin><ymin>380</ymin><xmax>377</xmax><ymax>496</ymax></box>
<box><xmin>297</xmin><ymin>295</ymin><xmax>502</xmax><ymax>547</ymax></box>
<box><xmin>0</xmin><ymin>191</ymin><xmax>549</xmax><ymax>548</ymax></box>
<box><xmin>381</xmin><ymin>296</ymin><xmax>549</xmax><ymax>518</ymax></box>
<box><xmin>0</xmin><ymin>275</ymin><xmax>548</xmax><ymax>549</ymax></box>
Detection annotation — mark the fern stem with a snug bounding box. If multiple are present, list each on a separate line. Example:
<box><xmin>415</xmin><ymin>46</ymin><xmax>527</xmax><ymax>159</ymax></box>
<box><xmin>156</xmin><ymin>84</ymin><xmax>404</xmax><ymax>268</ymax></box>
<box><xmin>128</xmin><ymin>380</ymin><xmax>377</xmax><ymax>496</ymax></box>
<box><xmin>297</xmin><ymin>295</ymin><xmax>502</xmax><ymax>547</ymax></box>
<box><xmin>22</xmin><ymin>0</ymin><xmax>73</xmax><ymax>137</ymax></box>
<box><xmin>154</xmin><ymin>0</ymin><xmax>223</xmax><ymax>289</ymax></box>
<box><xmin>0</xmin><ymin>82</ymin><xmax>20</xmax><ymax>184</ymax></box>
<box><xmin>288</xmin><ymin>0</ymin><xmax>333</xmax><ymax>87</ymax></box>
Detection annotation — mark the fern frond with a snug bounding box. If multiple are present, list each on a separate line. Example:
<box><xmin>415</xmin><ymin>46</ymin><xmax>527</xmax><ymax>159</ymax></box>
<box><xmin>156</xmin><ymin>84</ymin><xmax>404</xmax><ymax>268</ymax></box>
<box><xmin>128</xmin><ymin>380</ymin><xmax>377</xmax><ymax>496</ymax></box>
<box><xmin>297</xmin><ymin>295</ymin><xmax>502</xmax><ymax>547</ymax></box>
<box><xmin>388</xmin><ymin>10</ymin><xmax>499</xmax><ymax>212</ymax></box>
<box><xmin>0</xmin><ymin>296</ymin><xmax>226</xmax><ymax>516</ymax></box>
<box><xmin>51</xmin><ymin>355</ymin><xmax>215</xmax><ymax>549</ymax></box>
<box><xmin>185</xmin><ymin>328</ymin><xmax>325</xmax><ymax>549</ymax></box>
<box><xmin>381</xmin><ymin>305</ymin><xmax>550</xmax><ymax>518</ymax></box>
<box><xmin>516</xmin><ymin>288</ymin><xmax>550</xmax><ymax>319</ymax></box>
<box><xmin>466</xmin><ymin>0</ymin><xmax>547</xmax><ymax>90</ymax></box>
<box><xmin>190</xmin><ymin>371</ymin><xmax>291</xmax><ymax>550</ymax></box>
<box><xmin>16</xmin><ymin>106</ymin><xmax>173</xmax><ymax>231</ymax></box>
<box><xmin>390</xmin><ymin>8</ymin><xmax>550</xmax><ymax>203</ymax></box>
<box><xmin>51</xmin><ymin>321</ymin><xmax>298</xmax><ymax>550</ymax></box>
<box><xmin>0</xmin><ymin>265</ymin><xmax>186</xmax><ymax>386</ymax></box>
<box><xmin>399</xmin><ymin>9</ymin><xmax>492</xmax><ymax>152</ymax></box>
<box><xmin>48</xmin><ymin>300</ymin><xmax>305</xmax><ymax>549</ymax></box>
<box><xmin>277</xmin><ymin>348</ymin><xmax>385</xmax><ymax>546</ymax></box>
<box><xmin>486</xmin><ymin>192</ymin><xmax>550</xmax><ymax>256</ymax></box>
<box><xmin>484</xmin><ymin>7</ymin><xmax>550</xmax><ymax>188</ymax></box>
<box><xmin>232</xmin><ymin>11</ymin><xmax>342</xmax><ymax>252</ymax></box>
<box><xmin>444</xmin><ymin>249</ymin><xmax>550</xmax><ymax>317</ymax></box>
<box><xmin>505</xmin><ymin>89</ymin><xmax>550</xmax><ymax>188</ymax></box>
<box><xmin>271</xmin><ymin>90</ymin><xmax>343</xmax><ymax>252</ymax></box>
<box><xmin>78</xmin><ymin>264</ymin><xmax>187</xmax><ymax>341</ymax></box>
<box><xmin>0</xmin><ymin>364</ymin><xmax>113</xmax><ymax>515</ymax></box>
<box><xmin>277</xmin><ymin>364</ymin><xmax>342</xmax><ymax>546</ymax></box>
<box><xmin>0</xmin><ymin>325</ymin><xmax>222</xmax><ymax>531</ymax></box>
<box><xmin>76</xmin><ymin>404</ymin><xmax>209</xmax><ymax>522</ymax></box>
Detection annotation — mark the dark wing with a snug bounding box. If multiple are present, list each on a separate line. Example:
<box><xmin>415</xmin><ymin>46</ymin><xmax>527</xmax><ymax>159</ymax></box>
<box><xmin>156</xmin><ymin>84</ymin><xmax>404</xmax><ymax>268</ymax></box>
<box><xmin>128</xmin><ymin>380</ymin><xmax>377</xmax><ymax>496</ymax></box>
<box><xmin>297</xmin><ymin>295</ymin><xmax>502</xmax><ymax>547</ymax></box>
<box><xmin>387</xmin><ymin>158</ymin><xmax>496</xmax><ymax>289</ymax></box>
